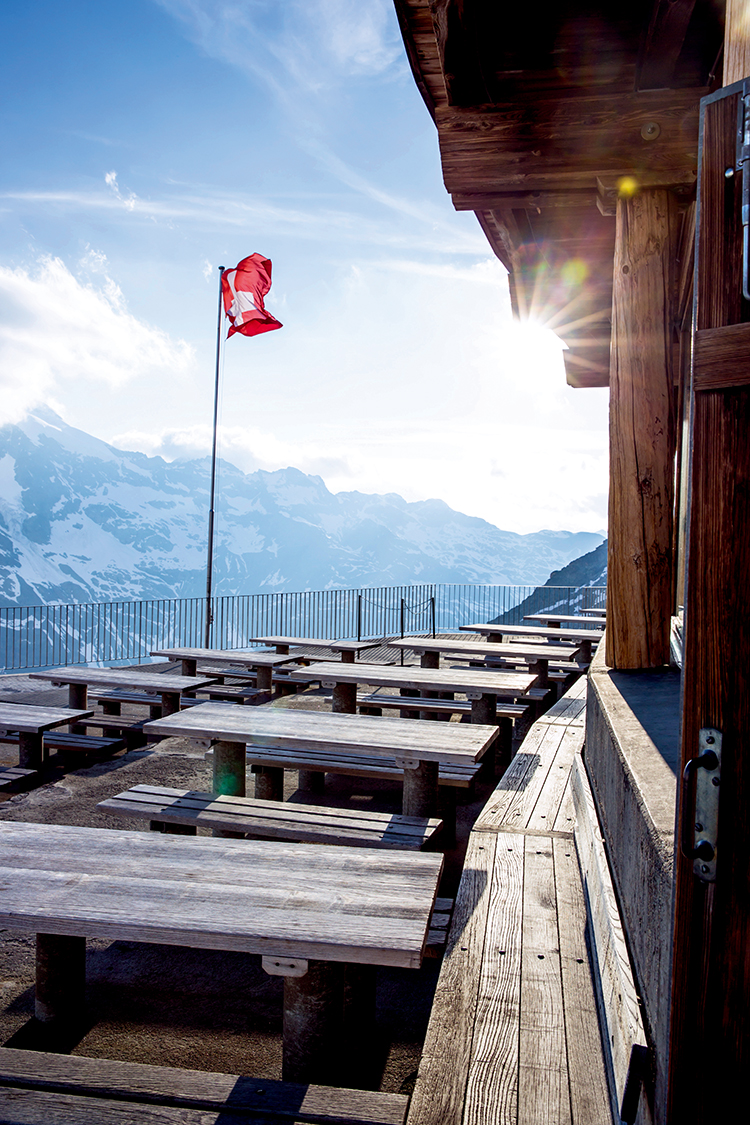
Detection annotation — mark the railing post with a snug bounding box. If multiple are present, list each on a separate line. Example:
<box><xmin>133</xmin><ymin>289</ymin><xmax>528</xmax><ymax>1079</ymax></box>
<box><xmin>357</xmin><ymin>595</ymin><xmax>362</xmax><ymax>642</ymax></box>
<box><xmin>431</xmin><ymin>596</ymin><xmax>436</xmax><ymax>638</ymax></box>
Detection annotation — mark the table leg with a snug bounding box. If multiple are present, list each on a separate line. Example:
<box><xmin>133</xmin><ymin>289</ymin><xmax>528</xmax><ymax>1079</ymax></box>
<box><xmin>402</xmin><ymin>759</ymin><xmax>439</xmax><ymax>819</ymax></box>
<box><xmin>18</xmin><ymin>732</ymin><xmax>43</xmax><ymax>770</ymax></box>
<box><xmin>420</xmin><ymin>652</ymin><xmax>439</xmax><ymax>669</ymax></box>
<box><xmin>340</xmin><ymin>650</ymin><xmax>355</xmax><ymax>664</ymax></box>
<box><xmin>181</xmin><ymin>658</ymin><xmax>197</xmax><ymax>677</ymax></box>
<box><xmin>299</xmin><ymin>770</ymin><xmax>325</xmax><ymax>794</ymax></box>
<box><xmin>529</xmin><ymin>658</ymin><xmax>549</xmax><ymax>688</ymax></box>
<box><xmin>35</xmin><ymin>934</ymin><xmax>86</xmax><ymax>1024</ymax></box>
<box><xmin>213</xmin><ymin>739</ymin><xmax>246</xmax><ymax>797</ymax></box>
<box><xmin>577</xmin><ymin>639</ymin><xmax>593</xmax><ymax>662</ymax></box>
<box><xmin>471</xmin><ymin>693</ymin><xmax>497</xmax><ymax>725</ymax></box>
<box><xmin>68</xmin><ymin>684</ymin><xmax>87</xmax><ymax>710</ymax></box>
<box><xmin>282</xmin><ymin>960</ymin><xmax>345</xmax><ymax>1084</ymax></box>
<box><xmin>254</xmin><ymin>765</ymin><xmax>284</xmax><ymax>801</ymax></box>
<box><xmin>331</xmin><ymin>682</ymin><xmax>356</xmax><ymax>714</ymax></box>
<box><xmin>255</xmin><ymin>666</ymin><xmax>273</xmax><ymax>692</ymax></box>
<box><xmin>160</xmin><ymin>691</ymin><xmax>180</xmax><ymax>717</ymax></box>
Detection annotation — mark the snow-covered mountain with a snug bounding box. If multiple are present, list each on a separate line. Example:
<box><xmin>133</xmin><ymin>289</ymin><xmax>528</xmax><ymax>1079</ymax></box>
<box><xmin>0</xmin><ymin>409</ymin><xmax>604</xmax><ymax>607</ymax></box>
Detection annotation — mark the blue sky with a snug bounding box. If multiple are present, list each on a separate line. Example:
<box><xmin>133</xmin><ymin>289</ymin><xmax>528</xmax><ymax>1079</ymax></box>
<box><xmin>0</xmin><ymin>0</ymin><xmax>609</xmax><ymax>534</ymax></box>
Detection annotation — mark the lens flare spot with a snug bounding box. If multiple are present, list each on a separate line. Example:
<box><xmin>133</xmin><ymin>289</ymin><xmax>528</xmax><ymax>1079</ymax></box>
<box><xmin>560</xmin><ymin>259</ymin><xmax>588</xmax><ymax>288</ymax></box>
<box><xmin>617</xmin><ymin>176</ymin><xmax>639</xmax><ymax>198</ymax></box>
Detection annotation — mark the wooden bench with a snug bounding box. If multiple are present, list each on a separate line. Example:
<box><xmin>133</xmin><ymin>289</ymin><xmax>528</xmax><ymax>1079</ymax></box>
<box><xmin>0</xmin><ymin>1047</ymin><xmax>409</xmax><ymax>1124</ymax></box>
<box><xmin>235</xmin><ymin>744</ymin><xmax>482</xmax><ymax>790</ymax></box>
<box><xmin>357</xmin><ymin>692</ymin><xmax>528</xmax><ymax>720</ymax></box>
<box><xmin>0</xmin><ymin>765</ymin><xmax>37</xmax><ymax>793</ymax></box>
<box><xmin>405</xmin><ymin>676</ymin><xmax>646</xmax><ymax>1125</ymax></box>
<box><xmin>0</xmin><ymin>730</ymin><xmax>127</xmax><ymax>759</ymax></box>
<box><xmin>98</xmin><ymin>784</ymin><xmax>444</xmax><ymax>849</ymax></box>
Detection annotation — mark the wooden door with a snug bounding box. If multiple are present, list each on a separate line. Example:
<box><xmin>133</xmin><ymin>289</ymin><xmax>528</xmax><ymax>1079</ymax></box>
<box><xmin>669</xmin><ymin>80</ymin><xmax>750</xmax><ymax>1120</ymax></box>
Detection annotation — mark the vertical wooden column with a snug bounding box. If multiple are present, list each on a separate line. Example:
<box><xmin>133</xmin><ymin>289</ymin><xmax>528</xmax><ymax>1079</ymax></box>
<box><xmin>668</xmin><ymin>25</ymin><xmax>750</xmax><ymax>1119</ymax></box>
<box><xmin>606</xmin><ymin>189</ymin><xmax>678</xmax><ymax>669</ymax></box>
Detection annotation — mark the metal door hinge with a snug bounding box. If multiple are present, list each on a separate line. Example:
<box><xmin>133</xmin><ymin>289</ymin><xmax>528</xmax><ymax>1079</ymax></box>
<box><xmin>681</xmin><ymin>728</ymin><xmax>721</xmax><ymax>883</ymax></box>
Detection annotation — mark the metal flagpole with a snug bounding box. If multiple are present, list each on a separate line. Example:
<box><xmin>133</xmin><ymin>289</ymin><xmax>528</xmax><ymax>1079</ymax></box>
<box><xmin>204</xmin><ymin>266</ymin><xmax>225</xmax><ymax>648</ymax></box>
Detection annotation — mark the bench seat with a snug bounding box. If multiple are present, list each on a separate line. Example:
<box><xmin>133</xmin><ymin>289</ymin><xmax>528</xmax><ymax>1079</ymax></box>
<box><xmin>0</xmin><ymin>731</ymin><xmax>126</xmax><ymax>757</ymax></box>
<box><xmin>0</xmin><ymin>1047</ymin><xmax>409</xmax><ymax>1125</ymax></box>
<box><xmin>357</xmin><ymin>692</ymin><xmax>527</xmax><ymax>719</ymax></box>
<box><xmin>98</xmin><ymin>784</ymin><xmax>443</xmax><ymax>849</ymax></box>
<box><xmin>0</xmin><ymin>765</ymin><xmax>37</xmax><ymax>793</ymax></box>
<box><xmin>234</xmin><ymin>745</ymin><xmax>481</xmax><ymax>788</ymax></box>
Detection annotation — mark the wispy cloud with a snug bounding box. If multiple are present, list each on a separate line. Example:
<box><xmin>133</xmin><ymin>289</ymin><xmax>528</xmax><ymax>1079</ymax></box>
<box><xmin>104</xmin><ymin>171</ymin><xmax>139</xmax><ymax>212</ymax></box>
<box><xmin>0</xmin><ymin>256</ymin><xmax>194</xmax><ymax>426</ymax></box>
<box><xmin>153</xmin><ymin>0</ymin><xmax>404</xmax><ymax>100</ymax></box>
<box><xmin>1</xmin><ymin>183</ymin><xmax>486</xmax><ymax>255</ymax></box>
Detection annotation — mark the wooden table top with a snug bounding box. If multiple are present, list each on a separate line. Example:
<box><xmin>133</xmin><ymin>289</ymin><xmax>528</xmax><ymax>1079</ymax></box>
<box><xmin>390</xmin><ymin>637</ymin><xmax>585</xmax><ymax>661</ymax></box>
<box><xmin>524</xmin><ymin>613</ymin><xmax>606</xmax><ymax>627</ymax></box>
<box><xmin>292</xmin><ymin>662</ymin><xmax>537</xmax><ymax>699</ymax></box>
<box><xmin>29</xmin><ymin>668</ymin><xmax>216</xmax><ymax>693</ymax></box>
<box><xmin>0</xmin><ymin>702</ymin><xmax>94</xmax><ymax>734</ymax></box>
<box><xmin>144</xmin><ymin>702</ymin><xmax>498</xmax><ymax>765</ymax></box>
<box><xmin>150</xmin><ymin>647</ymin><xmax>298</xmax><ymax>668</ymax></box>
<box><xmin>329</xmin><ymin>640</ymin><xmax>383</xmax><ymax>653</ymax></box>
<box><xmin>0</xmin><ymin>821</ymin><xmax>442</xmax><ymax>969</ymax></box>
<box><xmin>247</xmin><ymin>636</ymin><xmax>335</xmax><ymax>648</ymax></box>
<box><xmin>458</xmin><ymin>623</ymin><xmax>603</xmax><ymax>642</ymax></box>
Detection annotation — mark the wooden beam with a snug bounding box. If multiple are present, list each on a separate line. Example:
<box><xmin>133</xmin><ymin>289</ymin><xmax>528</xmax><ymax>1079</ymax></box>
<box><xmin>606</xmin><ymin>189</ymin><xmax>678</xmax><ymax>669</ymax></box>
<box><xmin>436</xmin><ymin>89</ymin><xmax>704</xmax><ymax>196</ymax></box>
<box><xmin>723</xmin><ymin>0</ymin><xmax>750</xmax><ymax>86</ymax></box>
<box><xmin>694</xmin><ymin>323</ymin><xmax>750</xmax><ymax>389</ymax></box>
<box><xmin>636</xmin><ymin>0</ymin><xmax>698</xmax><ymax>90</ymax></box>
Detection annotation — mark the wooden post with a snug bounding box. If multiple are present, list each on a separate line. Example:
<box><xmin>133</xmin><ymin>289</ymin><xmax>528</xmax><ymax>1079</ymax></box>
<box><xmin>212</xmin><ymin>739</ymin><xmax>246</xmax><ymax>797</ymax></box>
<box><xmin>18</xmin><ymin>732</ymin><xmax>43</xmax><ymax>770</ymax></box>
<box><xmin>35</xmin><ymin>934</ymin><xmax>86</xmax><ymax>1024</ymax></box>
<box><xmin>402</xmin><ymin>760</ymin><xmax>439</xmax><ymax>819</ymax></box>
<box><xmin>724</xmin><ymin>0</ymin><xmax>750</xmax><ymax>86</ymax></box>
<box><xmin>606</xmin><ymin>189</ymin><xmax>678</xmax><ymax>669</ymax></box>
<box><xmin>331</xmin><ymin>682</ymin><xmax>356</xmax><ymax>713</ymax></box>
<box><xmin>298</xmin><ymin>769</ymin><xmax>325</xmax><ymax>794</ymax></box>
<box><xmin>282</xmin><ymin>961</ymin><xmax>344</xmax><ymax>1084</ymax></box>
<box><xmin>420</xmin><ymin>652</ymin><xmax>440</xmax><ymax>669</ymax></box>
<box><xmin>253</xmin><ymin>765</ymin><xmax>284</xmax><ymax>801</ymax></box>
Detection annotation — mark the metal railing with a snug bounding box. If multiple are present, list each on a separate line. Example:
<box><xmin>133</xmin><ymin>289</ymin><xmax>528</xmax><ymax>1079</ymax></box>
<box><xmin>0</xmin><ymin>582</ymin><xmax>606</xmax><ymax>673</ymax></box>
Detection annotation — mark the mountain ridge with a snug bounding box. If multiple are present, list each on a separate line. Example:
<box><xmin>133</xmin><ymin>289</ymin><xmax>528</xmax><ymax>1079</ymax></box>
<box><xmin>0</xmin><ymin>408</ymin><xmax>604</xmax><ymax>607</ymax></box>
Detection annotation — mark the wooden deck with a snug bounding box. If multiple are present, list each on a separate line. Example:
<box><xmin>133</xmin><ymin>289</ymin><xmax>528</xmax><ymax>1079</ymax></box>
<box><xmin>405</xmin><ymin>677</ymin><xmax>633</xmax><ymax>1125</ymax></box>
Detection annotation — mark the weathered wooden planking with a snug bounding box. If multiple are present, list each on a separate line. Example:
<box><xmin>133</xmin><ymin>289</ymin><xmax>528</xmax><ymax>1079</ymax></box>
<box><xmin>552</xmin><ymin>838</ymin><xmax>613</xmax><ymax>1124</ymax></box>
<box><xmin>98</xmin><ymin>786</ymin><xmax>443</xmax><ymax>849</ymax></box>
<box><xmin>461</xmin><ymin>833</ymin><xmax>523</xmax><ymax>1125</ymax></box>
<box><xmin>406</xmin><ymin>831</ymin><xmax>498</xmax><ymax>1125</ymax></box>
<box><xmin>0</xmin><ymin>703</ymin><xmax>94</xmax><ymax>733</ymax></box>
<box><xmin>391</xmin><ymin>638</ymin><xmax>583</xmax><ymax>661</ymax></box>
<box><xmin>0</xmin><ymin>1048</ymin><xmax>408</xmax><ymax>1124</ymax></box>
<box><xmin>30</xmin><ymin>668</ymin><xmax>216</xmax><ymax>693</ymax></box>
<box><xmin>0</xmin><ymin>766</ymin><xmax>37</xmax><ymax>792</ymax></box>
<box><xmin>144</xmin><ymin>702</ymin><xmax>498</xmax><ymax>766</ymax></box>
<box><xmin>150</xmin><ymin>647</ymin><xmax>298</xmax><ymax>668</ymax></box>
<box><xmin>518</xmin><ymin>837</ymin><xmax>571</xmax><ymax>1125</ymax></box>
<box><xmin>0</xmin><ymin>822</ymin><xmax>442</xmax><ymax>970</ymax></box>
<box><xmin>571</xmin><ymin>757</ymin><xmax>646</xmax><ymax>1119</ymax></box>
<box><xmin>459</xmin><ymin>623</ymin><xmax>603</xmax><ymax>643</ymax></box>
<box><xmin>535</xmin><ymin>677</ymin><xmax>587</xmax><ymax>727</ymax></box>
<box><xmin>359</xmin><ymin>694</ymin><xmax>526</xmax><ymax>719</ymax></box>
<box><xmin>292</xmin><ymin>662</ymin><xmax>536</xmax><ymax>699</ymax></box>
<box><xmin>237</xmin><ymin>746</ymin><xmax>480</xmax><ymax>788</ymax></box>
<box><xmin>473</xmin><ymin>723</ymin><xmax>580</xmax><ymax>835</ymax></box>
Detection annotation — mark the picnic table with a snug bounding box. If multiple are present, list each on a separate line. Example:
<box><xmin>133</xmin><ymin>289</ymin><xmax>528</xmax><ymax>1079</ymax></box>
<box><xmin>291</xmin><ymin>661</ymin><xmax>538</xmax><ymax>723</ymax></box>
<box><xmin>29</xmin><ymin>667</ymin><xmax>217</xmax><ymax>717</ymax></box>
<box><xmin>390</xmin><ymin>636</ymin><xmax>586</xmax><ymax>687</ymax></box>
<box><xmin>150</xmin><ymin>646</ymin><xmax>298</xmax><ymax>689</ymax></box>
<box><xmin>524</xmin><ymin>612</ymin><xmax>606</xmax><ymax>628</ymax></box>
<box><xmin>0</xmin><ymin>820</ymin><xmax>442</xmax><ymax>1084</ymax></box>
<box><xmin>458</xmin><ymin>622</ymin><xmax>603</xmax><ymax>660</ymax></box>
<box><xmin>0</xmin><ymin>702</ymin><xmax>93</xmax><ymax>768</ymax></box>
<box><xmin>144</xmin><ymin>701</ymin><xmax>498</xmax><ymax>820</ymax></box>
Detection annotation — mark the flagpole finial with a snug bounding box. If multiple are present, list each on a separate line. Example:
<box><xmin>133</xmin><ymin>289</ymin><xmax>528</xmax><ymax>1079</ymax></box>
<box><xmin>218</xmin><ymin>265</ymin><xmax>224</xmax><ymax>271</ymax></box>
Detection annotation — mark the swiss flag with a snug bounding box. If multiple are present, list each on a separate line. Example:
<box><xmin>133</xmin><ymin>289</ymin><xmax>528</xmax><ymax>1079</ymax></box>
<box><xmin>221</xmin><ymin>254</ymin><xmax>283</xmax><ymax>338</ymax></box>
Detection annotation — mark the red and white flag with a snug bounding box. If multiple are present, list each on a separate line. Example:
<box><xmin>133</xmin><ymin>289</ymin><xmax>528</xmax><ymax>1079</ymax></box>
<box><xmin>221</xmin><ymin>254</ymin><xmax>283</xmax><ymax>338</ymax></box>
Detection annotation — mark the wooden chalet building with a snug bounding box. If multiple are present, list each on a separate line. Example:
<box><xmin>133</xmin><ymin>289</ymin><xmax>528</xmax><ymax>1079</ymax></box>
<box><xmin>393</xmin><ymin>2</ymin><xmax>750</xmax><ymax>1122</ymax></box>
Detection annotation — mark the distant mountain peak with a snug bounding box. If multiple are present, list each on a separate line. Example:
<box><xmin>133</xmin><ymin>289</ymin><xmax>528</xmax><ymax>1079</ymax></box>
<box><xmin>0</xmin><ymin>411</ymin><xmax>605</xmax><ymax>607</ymax></box>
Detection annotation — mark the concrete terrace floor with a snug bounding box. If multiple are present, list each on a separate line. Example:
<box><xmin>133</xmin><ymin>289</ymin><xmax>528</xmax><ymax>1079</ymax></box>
<box><xmin>0</xmin><ymin>641</ymin><xmax>515</xmax><ymax>1093</ymax></box>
